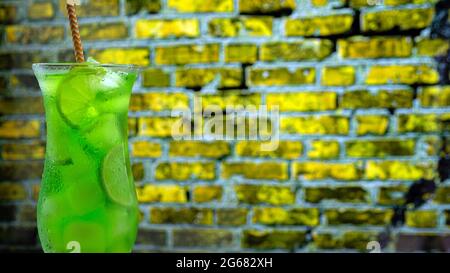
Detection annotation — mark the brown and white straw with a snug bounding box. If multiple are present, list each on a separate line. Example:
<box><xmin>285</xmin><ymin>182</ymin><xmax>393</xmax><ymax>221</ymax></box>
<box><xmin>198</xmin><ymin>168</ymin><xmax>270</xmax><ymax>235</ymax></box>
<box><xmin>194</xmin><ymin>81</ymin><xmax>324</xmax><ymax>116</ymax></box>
<box><xmin>66</xmin><ymin>0</ymin><xmax>85</xmax><ymax>63</ymax></box>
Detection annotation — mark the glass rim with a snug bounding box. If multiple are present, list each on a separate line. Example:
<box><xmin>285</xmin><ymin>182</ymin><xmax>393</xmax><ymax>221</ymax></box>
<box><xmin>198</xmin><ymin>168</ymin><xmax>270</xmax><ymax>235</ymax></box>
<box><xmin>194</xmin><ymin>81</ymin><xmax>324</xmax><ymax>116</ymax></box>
<box><xmin>32</xmin><ymin>63</ymin><xmax>142</xmax><ymax>71</ymax></box>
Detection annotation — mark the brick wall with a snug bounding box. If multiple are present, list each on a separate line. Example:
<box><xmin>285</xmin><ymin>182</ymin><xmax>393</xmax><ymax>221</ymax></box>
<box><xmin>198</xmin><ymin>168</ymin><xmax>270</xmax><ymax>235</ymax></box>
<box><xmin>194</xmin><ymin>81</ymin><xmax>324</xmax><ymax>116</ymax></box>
<box><xmin>0</xmin><ymin>0</ymin><xmax>449</xmax><ymax>252</ymax></box>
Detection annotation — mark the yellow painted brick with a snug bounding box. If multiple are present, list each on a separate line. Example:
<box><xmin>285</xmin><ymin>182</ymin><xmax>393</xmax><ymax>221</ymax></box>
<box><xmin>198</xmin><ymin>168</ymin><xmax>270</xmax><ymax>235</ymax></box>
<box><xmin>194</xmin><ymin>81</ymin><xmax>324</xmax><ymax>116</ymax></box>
<box><xmin>6</xmin><ymin>25</ymin><xmax>64</xmax><ymax>44</ymax></box>
<box><xmin>338</xmin><ymin>36</ymin><xmax>412</xmax><ymax>58</ymax></box>
<box><xmin>235</xmin><ymin>141</ymin><xmax>302</xmax><ymax>159</ymax></box>
<box><xmin>383</xmin><ymin>0</ymin><xmax>438</xmax><ymax>5</ymax></box>
<box><xmin>405</xmin><ymin>210</ymin><xmax>438</xmax><ymax>228</ymax></box>
<box><xmin>365</xmin><ymin>161</ymin><xmax>435</xmax><ymax>180</ymax></box>
<box><xmin>141</xmin><ymin>68</ymin><xmax>171</xmax><ymax>87</ymax></box>
<box><xmin>138</xmin><ymin>117</ymin><xmax>190</xmax><ymax>137</ymax></box>
<box><xmin>59</xmin><ymin>0</ymin><xmax>119</xmax><ymax>17</ymax></box>
<box><xmin>128</xmin><ymin>118</ymin><xmax>138</xmax><ymax>136</ymax></box>
<box><xmin>28</xmin><ymin>2</ymin><xmax>54</xmax><ymax>20</ymax></box>
<box><xmin>1</xmin><ymin>142</ymin><xmax>45</xmax><ymax>160</ymax></box>
<box><xmin>222</xmin><ymin>162</ymin><xmax>288</xmax><ymax>180</ymax></box>
<box><xmin>342</xmin><ymin>89</ymin><xmax>413</xmax><ymax>109</ymax></box>
<box><xmin>362</xmin><ymin>7</ymin><xmax>434</xmax><ymax>32</ymax></box>
<box><xmin>132</xmin><ymin>162</ymin><xmax>144</xmax><ymax>181</ymax></box>
<box><xmin>293</xmin><ymin>162</ymin><xmax>362</xmax><ymax>181</ymax></box>
<box><xmin>197</xmin><ymin>115</ymin><xmax>273</xmax><ymax>139</ymax></box>
<box><xmin>356</xmin><ymin>115</ymin><xmax>389</xmax><ymax>135</ymax></box>
<box><xmin>366</xmin><ymin>65</ymin><xmax>439</xmax><ymax>85</ymax></box>
<box><xmin>155</xmin><ymin>162</ymin><xmax>215</xmax><ymax>181</ymax></box>
<box><xmin>397</xmin><ymin>114</ymin><xmax>440</xmax><ymax>133</ymax></box>
<box><xmin>225</xmin><ymin>44</ymin><xmax>258</xmax><ymax>63</ymax></box>
<box><xmin>346</xmin><ymin>139</ymin><xmax>416</xmax><ymax>158</ymax></box>
<box><xmin>193</xmin><ymin>185</ymin><xmax>223</xmax><ymax>202</ymax></box>
<box><xmin>253</xmin><ymin>207</ymin><xmax>320</xmax><ymax>226</ymax></box>
<box><xmin>169</xmin><ymin>141</ymin><xmax>230</xmax><ymax>158</ymax></box>
<box><xmin>137</xmin><ymin>184</ymin><xmax>187</xmax><ymax>203</ymax></box>
<box><xmin>175</xmin><ymin>67</ymin><xmax>242</xmax><ymax>88</ymax></box>
<box><xmin>235</xmin><ymin>184</ymin><xmax>295</xmax><ymax>205</ymax></box>
<box><xmin>0</xmin><ymin>97</ymin><xmax>44</xmax><ymax>115</ymax></box>
<box><xmin>201</xmin><ymin>92</ymin><xmax>261</xmax><ymax>109</ymax></box>
<box><xmin>126</xmin><ymin>0</ymin><xmax>161</xmax><ymax>14</ymax></box>
<box><xmin>420</xmin><ymin>86</ymin><xmax>450</xmax><ymax>107</ymax></box>
<box><xmin>416</xmin><ymin>38</ymin><xmax>450</xmax><ymax>56</ymax></box>
<box><xmin>308</xmin><ymin>140</ymin><xmax>340</xmax><ymax>159</ymax></box>
<box><xmin>286</xmin><ymin>13</ymin><xmax>353</xmax><ymax>36</ymax></box>
<box><xmin>135</xmin><ymin>19</ymin><xmax>199</xmax><ymax>39</ymax></box>
<box><xmin>140</xmin><ymin>92</ymin><xmax>189</xmax><ymax>111</ymax></box>
<box><xmin>312</xmin><ymin>0</ymin><xmax>328</xmax><ymax>6</ymax></box>
<box><xmin>89</xmin><ymin>48</ymin><xmax>150</xmax><ymax>66</ymax></box>
<box><xmin>239</xmin><ymin>0</ymin><xmax>296</xmax><ymax>14</ymax></box>
<box><xmin>80</xmin><ymin>22</ymin><xmax>128</xmax><ymax>41</ymax></box>
<box><xmin>321</xmin><ymin>66</ymin><xmax>355</xmax><ymax>86</ymax></box>
<box><xmin>150</xmin><ymin>207</ymin><xmax>213</xmax><ymax>224</ymax></box>
<box><xmin>325</xmin><ymin>208</ymin><xmax>393</xmax><ymax>226</ymax></box>
<box><xmin>168</xmin><ymin>0</ymin><xmax>233</xmax><ymax>12</ymax></box>
<box><xmin>0</xmin><ymin>182</ymin><xmax>27</xmax><ymax>201</ymax></box>
<box><xmin>0</xmin><ymin>4</ymin><xmax>17</xmax><ymax>23</ymax></box>
<box><xmin>260</xmin><ymin>40</ymin><xmax>333</xmax><ymax>61</ymax></box>
<box><xmin>281</xmin><ymin>116</ymin><xmax>349</xmax><ymax>135</ymax></box>
<box><xmin>208</xmin><ymin>17</ymin><xmax>272</xmax><ymax>37</ymax></box>
<box><xmin>0</xmin><ymin>120</ymin><xmax>40</xmax><ymax>138</ymax></box>
<box><xmin>131</xmin><ymin>141</ymin><xmax>162</xmax><ymax>158</ymax></box>
<box><xmin>266</xmin><ymin>92</ymin><xmax>337</xmax><ymax>111</ymax></box>
<box><xmin>155</xmin><ymin>44</ymin><xmax>219</xmax><ymax>65</ymax></box>
<box><xmin>249</xmin><ymin>67</ymin><xmax>315</xmax><ymax>86</ymax></box>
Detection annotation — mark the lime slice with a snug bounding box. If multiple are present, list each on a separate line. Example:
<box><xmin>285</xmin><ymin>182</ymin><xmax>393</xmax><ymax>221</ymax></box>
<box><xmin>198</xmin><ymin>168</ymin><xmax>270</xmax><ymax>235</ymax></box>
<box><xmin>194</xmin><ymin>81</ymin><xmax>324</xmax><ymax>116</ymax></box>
<box><xmin>56</xmin><ymin>68</ymin><xmax>105</xmax><ymax>129</ymax></box>
<box><xmin>102</xmin><ymin>145</ymin><xmax>133</xmax><ymax>206</ymax></box>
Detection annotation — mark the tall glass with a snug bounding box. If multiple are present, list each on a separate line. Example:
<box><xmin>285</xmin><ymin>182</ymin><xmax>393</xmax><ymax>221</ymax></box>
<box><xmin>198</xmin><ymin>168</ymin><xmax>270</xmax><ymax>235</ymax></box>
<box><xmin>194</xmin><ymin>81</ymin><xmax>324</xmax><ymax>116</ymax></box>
<box><xmin>33</xmin><ymin>63</ymin><xmax>139</xmax><ymax>253</ymax></box>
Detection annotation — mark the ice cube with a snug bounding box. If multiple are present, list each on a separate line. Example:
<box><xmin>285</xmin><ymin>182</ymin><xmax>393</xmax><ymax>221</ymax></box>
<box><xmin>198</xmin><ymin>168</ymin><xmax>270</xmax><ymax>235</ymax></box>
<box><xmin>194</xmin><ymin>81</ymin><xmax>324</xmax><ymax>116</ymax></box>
<box><xmin>86</xmin><ymin>57</ymin><xmax>100</xmax><ymax>64</ymax></box>
<box><xmin>63</xmin><ymin>221</ymin><xmax>106</xmax><ymax>253</ymax></box>
<box><xmin>94</xmin><ymin>70</ymin><xmax>125</xmax><ymax>95</ymax></box>
<box><xmin>83</xmin><ymin>114</ymin><xmax>123</xmax><ymax>151</ymax></box>
<box><xmin>105</xmin><ymin>206</ymin><xmax>138</xmax><ymax>252</ymax></box>
<box><xmin>39</xmin><ymin>194</ymin><xmax>70</xmax><ymax>252</ymax></box>
<box><xmin>67</xmin><ymin>180</ymin><xmax>105</xmax><ymax>216</ymax></box>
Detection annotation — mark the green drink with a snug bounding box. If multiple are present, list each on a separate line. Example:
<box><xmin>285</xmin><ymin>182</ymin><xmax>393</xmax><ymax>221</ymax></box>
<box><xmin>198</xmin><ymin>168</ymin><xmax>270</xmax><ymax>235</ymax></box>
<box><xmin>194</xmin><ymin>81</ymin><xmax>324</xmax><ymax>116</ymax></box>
<box><xmin>33</xmin><ymin>63</ymin><xmax>139</xmax><ymax>253</ymax></box>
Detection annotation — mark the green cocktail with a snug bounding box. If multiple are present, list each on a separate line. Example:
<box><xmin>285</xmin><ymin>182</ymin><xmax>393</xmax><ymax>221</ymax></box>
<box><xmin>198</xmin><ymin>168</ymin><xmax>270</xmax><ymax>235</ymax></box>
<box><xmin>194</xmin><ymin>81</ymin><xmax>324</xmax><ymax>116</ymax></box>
<box><xmin>33</xmin><ymin>62</ymin><xmax>139</xmax><ymax>253</ymax></box>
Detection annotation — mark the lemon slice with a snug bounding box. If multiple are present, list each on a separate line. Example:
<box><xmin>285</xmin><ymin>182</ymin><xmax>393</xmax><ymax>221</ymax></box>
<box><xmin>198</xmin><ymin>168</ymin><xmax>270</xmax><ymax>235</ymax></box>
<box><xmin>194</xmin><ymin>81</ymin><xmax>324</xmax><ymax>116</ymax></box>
<box><xmin>102</xmin><ymin>145</ymin><xmax>133</xmax><ymax>207</ymax></box>
<box><xmin>56</xmin><ymin>68</ymin><xmax>104</xmax><ymax>129</ymax></box>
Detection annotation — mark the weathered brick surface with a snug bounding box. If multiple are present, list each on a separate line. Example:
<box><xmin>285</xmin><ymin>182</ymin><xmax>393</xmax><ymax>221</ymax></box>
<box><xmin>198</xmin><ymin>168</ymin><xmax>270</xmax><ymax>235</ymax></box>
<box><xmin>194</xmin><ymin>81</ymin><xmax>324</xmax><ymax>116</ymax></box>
<box><xmin>209</xmin><ymin>17</ymin><xmax>272</xmax><ymax>37</ymax></box>
<box><xmin>80</xmin><ymin>22</ymin><xmax>128</xmax><ymax>41</ymax></box>
<box><xmin>222</xmin><ymin>162</ymin><xmax>288</xmax><ymax>180</ymax></box>
<box><xmin>126</xmin><ymin>0</ymin><xmax>161</xmax><ymax>15</ymax></box>
<box><xmin>253</xmin><ymin>207</ymin><xmax>319</xmax><ymax>226</ymax></box>
<box><xmin>136</xmin><ymin>19</ymin><xmax>199</xmax><ymax>39</ymax></box>
<box><xmin>1</xmin><ymin>0</ymin><xmax>449</xmax><ymax>253</ymax></box>
<box><xmin>137</xmin><ymin>185</ymin><xmax>188</xmax><ymax>203</ymax></box>
<box><xmin>294</xmin><ymin>161</ymin><xmax>362</xmax><ymax>181</ymax></box>
<box><xmin>150</xmin><ymin>207</ymin><xmax>213</xmax><ymax>225</ymax></box>
<box><xmin>338</xmin><ymin>37</ymin><xmax>412</xmax><ymax>59</ymax></box>
<box><xmin>266</xmin><ymin>92</ymin><xmax>337</xmax><ymax>111</ymax></box>
<box><xmin>325</xmin><ymin>208</ymin><xmax>393</xmax><ymax>226</ymax></box>
<box><xmin>155</xmin><ymin>44</ymin><xmax>219</xmax><ymax>65</ymax></box>
<box><xmin>28</xmin><ymin>2</ymin><xmax>54</xmax><ymax>20</ymax></box>
<box><xmin>89</xmin><ymin>48</ymin><xmax>150</xmax><ymax>66</ymax></box>
<box><xmin>366</xmin><ymin>64</ymin><xmax>439</xmax><ymax>85</ymax></box>
<box><xmin>248</xmin><ymin>67</ymin><xmax>315</xmax><ymax>86</ymax></box>
<box><xmin>239</xmin><ymin>0</ymin><xmax>296</xmax><ymax>14</ymax></box>
<box><xmin>242</xmin><ymin>230</ymin><xmax>306</xmax><ymax>249</ymax></box>
<box><xmin>260</xmin><ymin>40</ymin><xmax>333</xmax><ymax>61</ymax></box>
<box><xmin>6</xmin><ymin>25</ymin><xmax>64</xmax><ymax>44</ymax></box>
<box><xmin>173</xmin><ymin>228</ymin><xmax>233</xmax><ymax>247</ymax></box>
<box><xmin>285</xmin><ymin>13</ymin><xmax>353</xmax><ymax>37</ymax></box>
<box><xmin>361</xmin><ymin>7</ymin><xmax>434</xmax><ymax>32</ymax></box>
